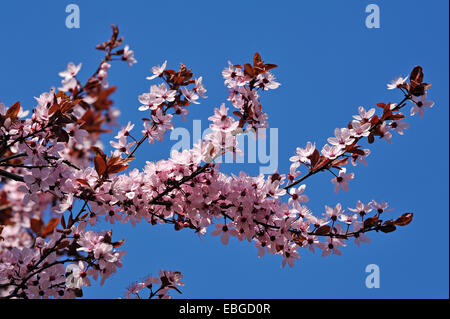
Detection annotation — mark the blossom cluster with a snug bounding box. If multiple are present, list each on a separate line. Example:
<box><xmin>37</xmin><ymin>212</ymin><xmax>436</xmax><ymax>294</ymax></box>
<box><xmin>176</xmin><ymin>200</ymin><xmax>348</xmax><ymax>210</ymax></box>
<box><xmin>0</xmin><ymin>26</ymin><xmax>433</xmax><ymax>298</ymax></box>
<box><xmin>222</xmin><ymin>54</ymin><xmax>280</xmax><ymax>130</ymax></box>
<box><xmin>288</xmin><ymin>66</ymin><xmax>434</xmax><ymax>194</ymax></box>
<box><xmin>0</xmin><ymin>221</ymin><xmax>124</xmax><ymax>298</ymax></box>
<box><xmin>124</xmin><ymin>270</ymin><xmax>184</xmax><ymax>299</ymax></box>
<box><xmin>137</xmin><ymin>60</ymin><xmax>207</xmax><ymax>145</ymax></box>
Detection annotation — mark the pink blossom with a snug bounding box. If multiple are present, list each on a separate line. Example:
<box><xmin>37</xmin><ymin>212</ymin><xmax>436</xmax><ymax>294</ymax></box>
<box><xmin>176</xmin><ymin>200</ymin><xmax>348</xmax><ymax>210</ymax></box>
<box><xmin>318</xmin><ymin>237</ymin><xmax>345</xmax><ymax>257</ymax></box>
<box><xmin>65</xmin><ymin>261</ymin><xmax>91</xmax><ymax>289</ymax></box>
<box><xmin>321</xmin><ymin>144</ymin><xmax>344</xmax><ymax>160</ymax></box>
<box><xmin>288</xmin><ymin>185</ymin><xmax>309</xmax><ymax>209</ymax></box>
<box><xmin>348</xmin><ymin>200</ymin><xmax>373</xmax><ymax>217</ymax></box>
<box><xmin>353</xmin><ymin>106</ymin><xmax>375</xmax><ymax>122</ymax></box>
<box><xmin>289</xmin><ymin>142</ymin><xmax>315</xmax><ymax>163</ymax></box>
<box><xmin>387</xmin><ymin>75</ymin><xmax>408</xmax><ymax>90</ymax></box>
<box><xmin>146</xmin><ymin>60</ymin><xmax>167</xmax><ymax>80</ymax></box>
<box><xmin>390</xmin><ymin>120</ymin><xmax>410</xmax><ymax>135</ymax></box>
<box><xmin>181</xmin><ymin>87</ymin><xmax>200</xmax><ymax>104</ymax></box>
<box><xmin>58</xmin><ymin>62</ymin><xmax>82</xmax><ymax>79</ymax></box>
<box><xmin>350</xmin><ymin>120</ymin><xmax>371</xmax><ymax>137</ymax></box>
<box><xmin>328</xmin><ymin>128</ymin><xmax>355</xmax><ymax>148</ymax></box>
<box><xmin>211</xmin><ymin>222</ymin><xmax>238</xmax><ymax>245</ymax></box>
<box><xmin>378</xmin><ymin>123</ymin><xmax>393</xmax><ymax>143</ymax></box>
<box><xmin>122</xmin><ymin>45</ymin><xmax>137</xmax><ymax>66</ymax></box>
<box><xmin>410</xmin><ymin>94</ymin><xmax>435</xmax><ymax>118</ymax></box>
<box><xmin>193</xmin><ymin>76</ymin><xmax>207</xmax><ymax>98</ymax></box>
<box><xmin>324</xmin><ymin>203</ymin><xmax>343</xmax><ymax>221</ymax></box>
<box><xmin>255</xmin><ymin>72</ymin><xmax>281</xmax><ymax>90</ymax></box>
<box><xmin>331</xmin><ymin>168</ymin><xmax>354</xmax><ymax>193</ymax></box>
<box><xmin>110</xmin><ymin>136</ymin><xmax>135</xmax><ymax>154</ymax></box>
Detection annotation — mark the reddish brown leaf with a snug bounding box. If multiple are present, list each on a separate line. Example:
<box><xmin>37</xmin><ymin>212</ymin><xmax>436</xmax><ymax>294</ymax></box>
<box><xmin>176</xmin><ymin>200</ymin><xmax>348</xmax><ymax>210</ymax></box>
<box><xmin>30</xmin><ymin>218</ymin><xmax>43</xmax><ymax>234</ymax></box>
<box><xmin>243</xmin><ymin>63</ymin><xmax>255</xmax><ymax>77</ymax></box>
<box><xmin>348</xmin><ymin>147</ymin><xmax>366</xmax><ymax>156</ymax></box>
<box><xmin>410</xmin><ymin>66</ymin><xmax>423</xmax><ymax>88</ymax></box>
<box><xmin>60</xmin><ymin>215</ymin><xmax>66</xmax><ymax>229</ymax></box>
<box><xmin>48</xmin><ymin>103</ymin><xmax>60</xmax><ymax>115</ymax></box>
<box><xmin>56</xmin><ymin>91</ymin><xmax>69</xmax><ymax>99</ymax></box>
<box><xmin>54</xmin><ymin>127</ymin><xmax>70</xmax><ymax>143</ymax></box>
<box><xmin>364</xmin><ymin>216</ymin><xmax>379</xmax><ymax>228</ymax></box>
<box><xmin>331</xmin><ymin>158</ymin><xmax>348</xmax><ymax>167</ymax></box>
<box><xmin>308</xmin><ymin>149</ymin><xmax>320</xmax><ymax>168</ymax></box>
<box><xmin>315</xmin><ymin>225</ymin><xmax>331</xmax><ymax>235</ymax></box>
<box><xmin>108</xmin><ymin>164</ymin><xmax>129</xmax><ymax>174</ymax></box>
<box><xmin>386</xmin><ymin>113</ymin><xmax>405</xmax><ymax>121</ymax></box>
<box><xmin>6</xmin><ymin>102</ymin><xmax>21</xmax><ymax>119</ymax></box>
<box><xmin>314</xmin><ymin>157</ymin><xmax>329</xmax><ymax>170</ymax></box>
<box><xmin>380</xmin><ymin>220</ymin><xmax>396</xmax><ymax>233</ymax></box>
<box><xmin>263</xmin><ymin>64</ymin><xmax>278</xmax><ymax>71</ymax></box>
<box><xmin>91</xmin><ymin>146</ymin><xmax>107</xmax><ymax>161</ymax></box>
<box><xmin>103</xmin><ymin>231</ymin><xmax>112</xmax><ymax>244</ymax></box>
<box><xmin>370</xmin><ymin>115</ymin><xmax>379</xmax><ymax>125</ymax></box>
<box><xmin>94</xmin><ymin>154</ymin><xmax>107</xmax><ymax>176</ymax></box>
<box><xmin>112</xmin><ymin>239</ymin><xmax>125</xmax><ymax>248</ymax></box>
<box><xmin>394</xmin><ymin>213</ymin><xmax>413</xmax><ymax>226</ymax></box>
<box><xmin>253</xmin><ymin>52</ymin><xmax>262</xmax><ymax>66</ymax></box>
<box><xmin>233</xmin><ymin>111</ymin><xmax>243</xmax><ymax>118</ymax></box>
<box><xmin>291</xmin><ymin>233</ymin><xmax>306</xmax><ymax>245</ymax></box>
<box><xmin>76</xmin><ymin>179</ymin><xmax>90</xmax><ymax>187</ymax></box>
<box><xmin>56</xmin><ymin>240</ymin><xmax>70</xmax><ymax>250</ymax></box>
<box><xmin>41</xmin><ymin>218</ymin><xmax>60</xmax><ymax>237</ymax></box>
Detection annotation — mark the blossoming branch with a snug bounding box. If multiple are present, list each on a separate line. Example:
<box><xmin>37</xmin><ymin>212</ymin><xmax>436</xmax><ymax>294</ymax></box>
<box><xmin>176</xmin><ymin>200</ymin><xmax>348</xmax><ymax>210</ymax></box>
<box><xmin>0</xmin><ymin>25</ymin><xmax>434</xmax><ymax>299</ymax></box>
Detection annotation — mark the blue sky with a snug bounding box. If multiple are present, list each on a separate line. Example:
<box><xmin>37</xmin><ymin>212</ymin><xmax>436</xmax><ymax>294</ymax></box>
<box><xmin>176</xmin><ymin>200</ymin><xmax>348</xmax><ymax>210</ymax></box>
<box><xmin>0</xmin><ymin>1</ymin><xmax>448</xmax><ymax>298</ymax></box>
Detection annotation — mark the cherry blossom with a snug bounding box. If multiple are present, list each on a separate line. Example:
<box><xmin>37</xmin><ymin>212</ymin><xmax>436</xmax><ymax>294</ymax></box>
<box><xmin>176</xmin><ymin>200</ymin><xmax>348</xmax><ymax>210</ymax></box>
<box><xmin>387</xmin><ymin>75</ymin><xmax>408</xmax><ymax>90</ymax></box>
<box><xmin>58</xmin><ymin>62</ymin><xmax>82</xmax><ymax>79</ymax></box>
<box><xmin>390</xmin><ymin>120</ymin><xmax>410</xmax><ymax>135</ymax></box>
<box><xmin>181</xmin><ymin>87</ymin><xmax>200</xmax><ymax>104</ymax></box>
<box><xmin>146</xmin><ymin>60</ymin><xmax>167</xmax><ymax>80</ymax></box>
<box><xmin>350</xmin><ymin>120</ymin><xmax>371</xmax><ymax>137</ymax></box>
<box><xmin>110</xmin><ymin>136</ymin><xmax>135</xmax><ymax>154</ymax></box>
<box><xmin>65</xmin><ymin>261</ymin><xmax>91</xmax><ymax>289</ymax></box>
<box><xmin>348</xmin><ymin>200</ymin><xmax>373</xmax><ymax>218</ymax></box>
<box><xmin>410</xmin><ymin>94</ymin><xmax>435</xmax><ymax>118</ymax></box>
<box><xmin>352</xmin><ymin>222</ymin><xmax>371</xmax><ymax>247</ymax></box>
<box><xmin>328</xmin><ymin>128</ymin><xmax>355</xmax><ymax>148</ymax></box>
<box><xmin>371</xmin><ymin>200</ymin><xmax>393</xmax><ymax>215</ymax></box>
<box><xmin>289</xmin><ymin>142</ymin><xmax>315</xmax><ymax>164</ymax></box>
<box><xmin>378</xmin><ymin>123</ymin><xmax>393</xmax><ymax>144</ymax></box>
<box><xmin>318</xmin><ymin>237</ymin><xmax>345</xmax><ymax>257</ymax></box>
<box><xmin>211</xmin><ymin>223</ymin><xmax>238</xmax><ymax>245</ymax></box>
<box><xmin>193</xmin><ymin>77</ymin><xmax>207</xmax><ymax>98</ymax></box>
<box><xmin>353</xmin><ymin>106</ymin><xmax>376</xmax><ymax>122</ymax></box>
<box><xmin>255</xmin><ymin>72</ymin><xmax>281</xmax><ymax>91</ymax></box>
<box><xmin>321</xmin><ymin>144</ymin><xmax>344</xmax><ymax>160</ymax></box>
<box><xmin>324</xmin><ymin>203</ymin><xmax>344</xmax><ymax>221</ymax></box>
<box><xmin>288</xmin><ymin>185</ymin><xmax>309</xmax><ymax>209</ymax></box>
<box><xmin>0</xmin><ymin>26</ymin><xmax>433</xmax><ymax>299</ymax></box>
<box><xmin>331</xmin><ymin>168</ymin><xmax>354</xmax><ymax>193</ymax></box>
<box><xmin>122</xmin><ymin>45</ymin><xmax>137</xmax><ymax>66</ymax></box>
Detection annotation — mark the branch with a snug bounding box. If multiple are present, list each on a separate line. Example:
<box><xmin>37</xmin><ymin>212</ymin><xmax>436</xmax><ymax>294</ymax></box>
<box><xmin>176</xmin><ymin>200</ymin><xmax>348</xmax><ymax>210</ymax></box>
<box><xmin>283</xmin><ymin>95</ymin><xmax>410</xmax><ymax>191</ymax></box>
<box><xmin>0</xmin><ymin>169</ymin><xmax>24</xmax><ymax>182</ymax></box>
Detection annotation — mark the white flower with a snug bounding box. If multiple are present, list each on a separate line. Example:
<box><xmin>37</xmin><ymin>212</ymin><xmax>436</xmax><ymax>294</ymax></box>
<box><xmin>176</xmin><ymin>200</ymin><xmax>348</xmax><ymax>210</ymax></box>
<box><xmin>387</xmin><ymin>75</ymin><xmax>408</xmax><ymax>90</ymax></box>
<box><xmin>146</xmin><ymin>60</ymin><xmax>167</xmax><ymax>80</ymax></box>
<box><xmin>65</xmin><ymin>261</ymin><xmax>90</xmax><ymax>289</ymax></box>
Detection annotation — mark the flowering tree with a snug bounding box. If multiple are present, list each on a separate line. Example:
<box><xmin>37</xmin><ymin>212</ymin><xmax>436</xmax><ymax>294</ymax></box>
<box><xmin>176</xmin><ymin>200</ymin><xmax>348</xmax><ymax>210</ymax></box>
<box><xmin>0</xmin><ymin>26</ymin><xmax>435</xmax><ymax>299</ymax></box>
